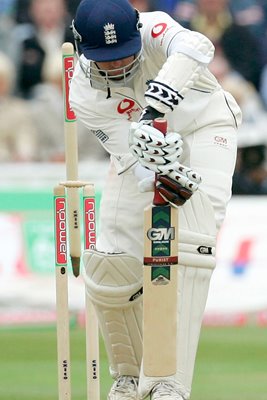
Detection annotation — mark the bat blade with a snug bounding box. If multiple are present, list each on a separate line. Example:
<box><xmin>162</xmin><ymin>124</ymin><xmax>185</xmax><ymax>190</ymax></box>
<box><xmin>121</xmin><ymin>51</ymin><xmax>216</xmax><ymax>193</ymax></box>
<box><xmin>143</xmin><ymin>203</ymin><xmax>178</xmax><ymax>376</ymax></box>
<box><xmin>143</xmin><ymin>118</ymin><xmax>178</xmax><ymax>377</ymax></box>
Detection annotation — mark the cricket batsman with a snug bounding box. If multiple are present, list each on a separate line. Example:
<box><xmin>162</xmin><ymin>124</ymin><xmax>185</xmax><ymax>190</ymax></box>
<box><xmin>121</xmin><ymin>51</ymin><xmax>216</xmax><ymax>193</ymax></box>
<box><xmin>69</xmin><ymin>0</ymin><xmax>242</xmax><ymax>399</ymax></box>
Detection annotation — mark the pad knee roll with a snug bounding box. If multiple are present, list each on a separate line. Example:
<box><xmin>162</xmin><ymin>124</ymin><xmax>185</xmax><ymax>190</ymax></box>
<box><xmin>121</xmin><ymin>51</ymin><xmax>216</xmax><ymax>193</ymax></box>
<box><xmin>83</xmin><ymin>250</ymin><xmax>143</xmax><ymax>378</ymax></box>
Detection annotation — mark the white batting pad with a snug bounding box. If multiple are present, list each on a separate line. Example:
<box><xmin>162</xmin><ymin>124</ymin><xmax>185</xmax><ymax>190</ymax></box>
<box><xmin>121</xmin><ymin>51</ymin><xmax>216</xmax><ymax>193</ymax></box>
<box><xmin>178</xmin><ymin>189</ymin><xmax>217</xmax><ymax>268</ymax></box>
<box><xmin>83</xmin><ymin>250</ymin><xmax>143</xmax><ymax>378</ymax></box>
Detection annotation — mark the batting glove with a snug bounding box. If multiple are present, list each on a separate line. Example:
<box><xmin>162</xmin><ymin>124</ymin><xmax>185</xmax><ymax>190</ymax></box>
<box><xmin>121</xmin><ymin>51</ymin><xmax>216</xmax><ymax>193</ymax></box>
<box><xmin>129</xmin><ymin>121</ymin><xmax>183</xmax><ymax>174</ymax></box>
<box><xmin>157</xmin><ymin>165</ymin><xmax>202</xmax><ymax>206</ymax></box>
<box><xmin>135</xmin><ymin>163</ymin><xmax>202</xmax><ymax>207</ymax></box>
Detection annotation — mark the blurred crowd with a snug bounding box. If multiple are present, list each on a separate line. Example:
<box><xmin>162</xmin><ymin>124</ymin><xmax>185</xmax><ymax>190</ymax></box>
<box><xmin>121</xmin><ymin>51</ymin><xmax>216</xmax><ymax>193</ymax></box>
<box><xmin>1</xmin><ymin>0</ymin><xmax>267</xmax><ymax>194</ymax></box>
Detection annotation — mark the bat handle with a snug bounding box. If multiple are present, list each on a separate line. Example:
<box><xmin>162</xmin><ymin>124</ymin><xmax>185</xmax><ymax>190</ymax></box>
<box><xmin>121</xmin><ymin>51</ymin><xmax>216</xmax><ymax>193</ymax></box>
<box><xmin>153</xmin><ymin>118</ymin><xmax>168</xmax><ymax>206</ymax></box>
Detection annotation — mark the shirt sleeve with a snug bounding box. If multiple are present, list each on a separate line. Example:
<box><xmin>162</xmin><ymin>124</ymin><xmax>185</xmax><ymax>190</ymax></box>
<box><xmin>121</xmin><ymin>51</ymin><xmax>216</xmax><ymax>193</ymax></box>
<box><xmin>141</xmin><ymin>11</ymin><xmax>188</xmax><ymax>58</ymax></box>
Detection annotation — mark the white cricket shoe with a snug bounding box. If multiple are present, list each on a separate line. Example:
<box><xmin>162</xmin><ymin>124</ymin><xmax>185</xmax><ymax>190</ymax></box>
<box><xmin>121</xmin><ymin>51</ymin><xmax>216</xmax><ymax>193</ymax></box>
<box><xmin>150</xmin><ymin>382</ymin><xmax>184</xmax><ymax>400</ymax></box>
<box><xmin>108</xmin><ymin>375</ymin><xmax>139</xmax><ymax>400</ymax></box>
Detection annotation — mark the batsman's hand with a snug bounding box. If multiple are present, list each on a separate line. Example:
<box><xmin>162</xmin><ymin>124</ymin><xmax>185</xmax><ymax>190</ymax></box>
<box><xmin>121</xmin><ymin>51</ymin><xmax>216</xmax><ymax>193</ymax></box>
<box><xmin>129</xmin><ymin>121</ymin><xmax>183</xmax><ymax>174</ymax></box>
<box><xmin>137</xmin><ymin>163</ymin><xmax>202</xmax><ymax>207</ymax></box>
<box><xmin>157</xmin><ymin>164</ymin><xmax>201</xmax><ymax>206</ymax></box>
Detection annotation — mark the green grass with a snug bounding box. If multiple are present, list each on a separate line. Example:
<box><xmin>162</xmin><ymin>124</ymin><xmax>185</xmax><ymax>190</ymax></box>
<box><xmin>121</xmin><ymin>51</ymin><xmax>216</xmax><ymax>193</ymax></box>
<box><xmin>0</xmin><ymin>325</ymin><xmax>266</xmax><ymax>399</ymax></box>
<box><xmin>0</xmin><ymin>326</ymin><xmax>111</xmax><ymax>400</ymax></box>
<box><xmin>191</xmin><ymin>326</ymin><xmax>267</xmax><ymax>400</ymax></box>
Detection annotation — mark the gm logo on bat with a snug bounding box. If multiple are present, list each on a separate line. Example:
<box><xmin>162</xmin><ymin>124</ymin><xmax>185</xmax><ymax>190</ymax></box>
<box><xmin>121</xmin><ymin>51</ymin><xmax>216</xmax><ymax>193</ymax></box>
<box><xmin>147</xmin><ymin>227</ymin><xmax>175</xmax><ymax>241</ymax></box>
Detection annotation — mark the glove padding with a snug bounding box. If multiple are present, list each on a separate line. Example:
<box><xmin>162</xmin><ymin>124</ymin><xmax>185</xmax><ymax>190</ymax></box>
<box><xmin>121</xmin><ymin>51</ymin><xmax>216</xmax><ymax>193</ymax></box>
<box><xmin>138</xmin><ymin>163</ymin><xmax>202</xmax><ymax>207</ymax></box>
<box><xmin>167</xmin><ymin>164</ymin><xmax>201</xmax><ymax>192</ymax></box>
<box><xmin>157</xmin><ymin>175</ymin><xmax>193</xmax><ymax>206</ymax></box>
<box><xmin>129</xmin><ymin>122</ymin><xmax>183</xmax><ymax>174</ymax></box>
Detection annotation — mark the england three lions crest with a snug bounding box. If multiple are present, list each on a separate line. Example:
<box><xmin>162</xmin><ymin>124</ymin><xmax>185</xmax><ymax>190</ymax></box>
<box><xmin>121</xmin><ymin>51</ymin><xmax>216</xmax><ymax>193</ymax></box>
<box><xmin>104</xmin><ymin>23</ymin><xmax>117</xmax><ymax>45</ymax></box>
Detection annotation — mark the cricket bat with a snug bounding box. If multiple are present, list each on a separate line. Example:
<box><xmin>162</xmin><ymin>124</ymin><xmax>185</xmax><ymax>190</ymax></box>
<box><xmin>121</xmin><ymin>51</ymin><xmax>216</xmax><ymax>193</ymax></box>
<box><xmin>143</xmin><ymin>118</ymin><xmax>178</xmax><ymax>377</ymax></box>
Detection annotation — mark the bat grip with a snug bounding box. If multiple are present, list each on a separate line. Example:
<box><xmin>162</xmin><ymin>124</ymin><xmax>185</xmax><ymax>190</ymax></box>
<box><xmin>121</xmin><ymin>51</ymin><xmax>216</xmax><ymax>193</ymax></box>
<box><xmin>152</xmin><ymin>118</ymin><xmax>168</xmax><ymax>206</ymax></box>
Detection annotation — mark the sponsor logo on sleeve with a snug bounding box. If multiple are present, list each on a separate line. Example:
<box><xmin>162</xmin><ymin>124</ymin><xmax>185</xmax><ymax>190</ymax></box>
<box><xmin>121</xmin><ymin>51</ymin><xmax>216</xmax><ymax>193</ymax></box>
<box><xmin>151</xmin><ymin>23</ymin><xmax>168</xmax><ymax>38</ymax></box>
